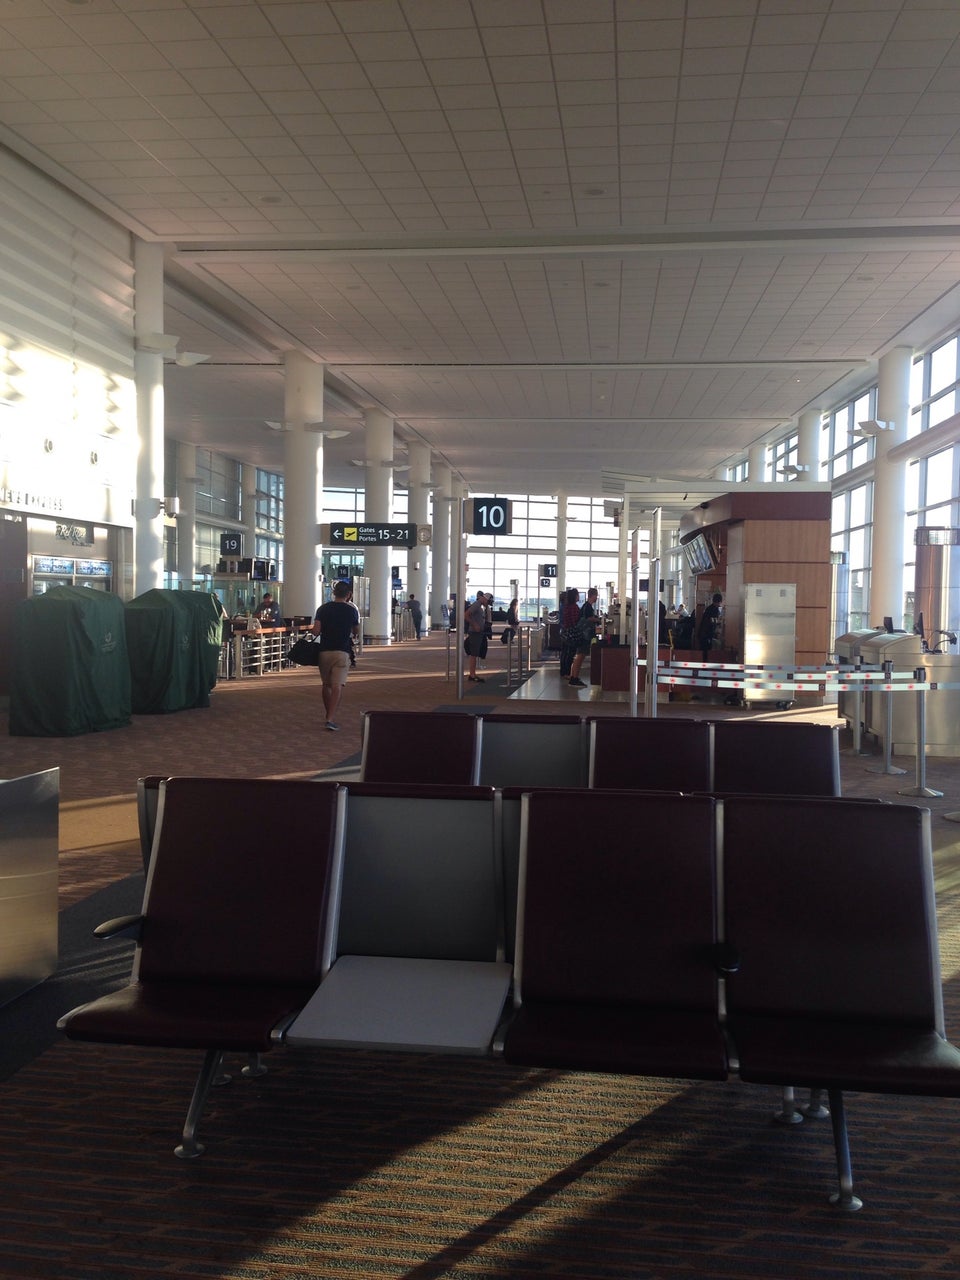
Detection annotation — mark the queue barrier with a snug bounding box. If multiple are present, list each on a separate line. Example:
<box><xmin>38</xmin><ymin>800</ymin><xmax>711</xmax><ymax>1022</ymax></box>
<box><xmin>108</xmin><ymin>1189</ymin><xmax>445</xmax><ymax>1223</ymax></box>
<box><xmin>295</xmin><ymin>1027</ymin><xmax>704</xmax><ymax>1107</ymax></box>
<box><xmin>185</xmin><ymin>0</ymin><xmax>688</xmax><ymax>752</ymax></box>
<box><xmin>649</xmin><ymin>657</ymin><xmax>959</xmax><ymax>803</ymax></box>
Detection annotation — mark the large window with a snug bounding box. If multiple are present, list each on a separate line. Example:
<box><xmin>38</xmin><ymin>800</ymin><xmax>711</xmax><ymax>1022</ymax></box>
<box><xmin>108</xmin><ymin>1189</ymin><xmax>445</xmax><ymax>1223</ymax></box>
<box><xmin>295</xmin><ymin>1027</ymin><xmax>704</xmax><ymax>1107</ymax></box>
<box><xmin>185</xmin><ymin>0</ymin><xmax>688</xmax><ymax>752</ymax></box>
<box><xmin>770</xmin><ymin>431</ymin><xmax>799</xmax><ymax>479</ymax></box>
<box><xmin>195</xmin><ymin>449</ymin><xmax>241</xmax><ymax>521</ymax></box>
<box><xmin>821</xmin><ymin>391</ymin><xmax>875</xmax><ymax>482</ymax></box>
<box><xmin>463</xmin><ymin>494</ymin><xmax>620</xmax><ymax>616</ymax></box>
<box><xmin>255</xmin><ymin>468</ymin><xmax>283</xmax><ymax>535</ymax></box>
<box><xmin>913</xmin><ymin>334</ymin><xmax>960</xmax><ymax>436</ymax></box>
<box><xmin>831</xmin><ymin>483</ymin><xmax>871</xmax><ymax>632</ymax></box>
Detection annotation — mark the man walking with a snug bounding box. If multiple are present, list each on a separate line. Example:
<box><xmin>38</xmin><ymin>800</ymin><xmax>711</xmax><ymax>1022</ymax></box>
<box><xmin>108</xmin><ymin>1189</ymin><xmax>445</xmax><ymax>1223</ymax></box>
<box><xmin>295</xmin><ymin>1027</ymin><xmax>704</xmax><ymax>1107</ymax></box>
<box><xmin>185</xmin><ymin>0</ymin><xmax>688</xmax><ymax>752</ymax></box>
<box><xmin>311</xmin><ymin>581</ymin><xmax>360</xmax><ymax>731</ymax></box>
<box><xmin>407</xmin><ymin>592</ymin><xmax>424</xmax><ymax>640</ymax></box>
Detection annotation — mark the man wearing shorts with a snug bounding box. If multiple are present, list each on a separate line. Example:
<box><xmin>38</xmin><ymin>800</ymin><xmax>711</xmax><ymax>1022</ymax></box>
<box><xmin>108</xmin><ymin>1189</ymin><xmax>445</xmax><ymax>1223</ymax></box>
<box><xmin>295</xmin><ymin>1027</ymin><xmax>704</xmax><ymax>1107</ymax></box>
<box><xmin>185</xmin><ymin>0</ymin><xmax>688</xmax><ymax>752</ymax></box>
<box><xmin>312</xmin><ymin>581</ymin><xmax>360</xmax><ymax>731</ymax></box>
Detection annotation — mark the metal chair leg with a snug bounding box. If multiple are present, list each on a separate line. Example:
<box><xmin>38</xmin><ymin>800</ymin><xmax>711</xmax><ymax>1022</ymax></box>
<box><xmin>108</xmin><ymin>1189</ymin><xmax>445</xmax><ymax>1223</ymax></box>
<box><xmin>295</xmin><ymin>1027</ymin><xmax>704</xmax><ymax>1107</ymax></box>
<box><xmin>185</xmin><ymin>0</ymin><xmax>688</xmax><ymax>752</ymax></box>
<box><xmin>801</xmin><ymin>1087</ymin><xmax>830</xmax><ymax>1120</ymax></box>
<box><xmin>174</xmin><ymin>1048</ymin><xmax>224</xmax><ymax>1159</ymax></box>
<box><xmin>827</xmin><ymin>1088</ymin><xmax>863</xmax><ymax>1211</ymax></box>
<box><xmin>773</xmin><ymin>1085</ymin><xmax>804</xmax><ymax>1124</ymax></box>
<box><xmin>242</xmin><ymin>1051</ymin><xmax>268</xmax><ymax>1078</ymax></box>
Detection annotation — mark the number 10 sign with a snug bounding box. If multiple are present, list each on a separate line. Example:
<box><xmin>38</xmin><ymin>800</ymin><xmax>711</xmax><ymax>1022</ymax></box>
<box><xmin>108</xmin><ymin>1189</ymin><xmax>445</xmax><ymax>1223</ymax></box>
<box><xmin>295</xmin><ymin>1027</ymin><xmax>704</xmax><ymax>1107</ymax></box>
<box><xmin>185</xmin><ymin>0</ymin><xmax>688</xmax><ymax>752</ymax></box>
<box><xmin>467</xmin><ymin>497</ymin><xmax>512</xmax><ymax>536</ymax></box>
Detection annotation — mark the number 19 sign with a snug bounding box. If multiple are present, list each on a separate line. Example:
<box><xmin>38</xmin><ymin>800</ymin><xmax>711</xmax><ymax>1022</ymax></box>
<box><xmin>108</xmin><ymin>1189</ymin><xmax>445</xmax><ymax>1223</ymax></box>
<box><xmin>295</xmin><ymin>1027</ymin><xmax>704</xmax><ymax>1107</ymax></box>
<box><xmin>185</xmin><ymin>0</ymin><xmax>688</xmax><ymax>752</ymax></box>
<box><xmin>468</xmin><ymin>497</ymin><xmax>512</xmax><ymax>536</ymax></box>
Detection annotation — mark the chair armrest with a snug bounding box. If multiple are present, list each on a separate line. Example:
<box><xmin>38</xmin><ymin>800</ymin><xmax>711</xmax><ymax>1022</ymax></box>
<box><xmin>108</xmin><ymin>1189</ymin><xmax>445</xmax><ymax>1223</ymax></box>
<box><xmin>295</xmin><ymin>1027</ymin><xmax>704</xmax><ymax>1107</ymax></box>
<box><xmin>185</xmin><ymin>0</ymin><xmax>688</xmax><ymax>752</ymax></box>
<box><xmin>714</xmin><ymin>941</ymin><xmax>741</xmax><ymax>975</ymax></box>
<box><xmin>94</xmin><ymin>914</ymin><xmax>143</xmax><ymax>940</ymax></box>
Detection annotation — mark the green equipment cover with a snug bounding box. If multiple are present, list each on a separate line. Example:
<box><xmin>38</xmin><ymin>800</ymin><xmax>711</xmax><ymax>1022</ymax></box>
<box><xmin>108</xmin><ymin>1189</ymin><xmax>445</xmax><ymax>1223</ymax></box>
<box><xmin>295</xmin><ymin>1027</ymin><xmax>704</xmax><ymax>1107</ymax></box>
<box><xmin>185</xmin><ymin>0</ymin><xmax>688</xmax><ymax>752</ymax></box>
<box><xmin>125</xmin><ymin>589</ymin><xmax>223</xmax><ymax>713</ymax></box>
<box><xmin>9</xmin><ymin>587</ymin><xmax>131</xmax><ymax>736</ymax></box>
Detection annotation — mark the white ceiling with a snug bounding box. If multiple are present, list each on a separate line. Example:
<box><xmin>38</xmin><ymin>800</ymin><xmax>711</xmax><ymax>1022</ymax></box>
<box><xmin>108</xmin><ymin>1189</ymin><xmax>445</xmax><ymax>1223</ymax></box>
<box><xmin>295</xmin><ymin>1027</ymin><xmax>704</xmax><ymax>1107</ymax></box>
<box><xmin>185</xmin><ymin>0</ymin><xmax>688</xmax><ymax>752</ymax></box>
<box><xmin>4</xmin><ymin>0</ymin><xmax>960</xmax><ymax>501</ymax></box>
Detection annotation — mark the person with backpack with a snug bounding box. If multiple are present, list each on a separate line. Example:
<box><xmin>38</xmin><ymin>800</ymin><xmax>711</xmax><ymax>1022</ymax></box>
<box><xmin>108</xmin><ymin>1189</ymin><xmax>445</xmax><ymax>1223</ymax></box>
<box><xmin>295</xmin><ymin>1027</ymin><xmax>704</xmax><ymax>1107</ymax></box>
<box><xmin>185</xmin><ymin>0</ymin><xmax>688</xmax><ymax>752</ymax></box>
<box><xmin>568</xmin><ymin>586</ymin><xmax>602</xmax><ymax>687</ymax></box>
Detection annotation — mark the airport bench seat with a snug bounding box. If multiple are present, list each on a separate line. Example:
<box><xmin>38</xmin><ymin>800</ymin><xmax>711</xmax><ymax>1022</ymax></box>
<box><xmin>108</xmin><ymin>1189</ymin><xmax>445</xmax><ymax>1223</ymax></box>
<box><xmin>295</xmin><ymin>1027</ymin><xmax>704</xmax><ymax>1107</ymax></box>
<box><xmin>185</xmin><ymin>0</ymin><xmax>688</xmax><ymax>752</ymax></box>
<box><xmin>503</xmin><ymin>789</ymin><xmax>727</xmax><ymax>1081</ymax></box>
<box><xmin>58</xmin><ymin>777</ymin><xmax>347</xmax><ymax>1158</ymax></box>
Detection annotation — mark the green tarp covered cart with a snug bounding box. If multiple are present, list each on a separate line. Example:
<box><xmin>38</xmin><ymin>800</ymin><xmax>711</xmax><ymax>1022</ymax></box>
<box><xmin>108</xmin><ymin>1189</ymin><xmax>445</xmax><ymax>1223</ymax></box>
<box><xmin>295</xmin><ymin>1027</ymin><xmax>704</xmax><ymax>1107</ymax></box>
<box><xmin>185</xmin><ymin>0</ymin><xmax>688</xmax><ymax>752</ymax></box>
<box><xmin>125</xmin><ymin>589</ymin><xmax>223</xmax><ymax>714</ymax></box>
<box><xmin>9</xmin><ymin>586</ymin><xmax>131</xmax><ymax>736</ymax></box>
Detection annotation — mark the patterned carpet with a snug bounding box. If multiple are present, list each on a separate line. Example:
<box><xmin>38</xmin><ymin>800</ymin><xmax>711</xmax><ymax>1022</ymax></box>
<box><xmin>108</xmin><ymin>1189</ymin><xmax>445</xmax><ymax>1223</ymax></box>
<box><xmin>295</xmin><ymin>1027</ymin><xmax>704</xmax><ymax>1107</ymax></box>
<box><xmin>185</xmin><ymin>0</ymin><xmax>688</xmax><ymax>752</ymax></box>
<box><xmin>2</xmin><ymin>632</ymin><xmax>960</xmax><ymax>1277</ymax></box>
<box><xmin>4</xmin><ymin>1021</ymin><xmax>960</xmax><ymax>1279</ymax></box>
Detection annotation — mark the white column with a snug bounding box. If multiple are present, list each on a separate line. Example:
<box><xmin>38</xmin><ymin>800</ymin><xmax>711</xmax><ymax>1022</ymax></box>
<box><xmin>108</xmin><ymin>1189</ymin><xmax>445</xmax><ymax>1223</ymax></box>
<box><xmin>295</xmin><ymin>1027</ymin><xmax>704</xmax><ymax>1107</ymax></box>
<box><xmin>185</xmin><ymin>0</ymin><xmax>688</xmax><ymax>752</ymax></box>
<box><xmin>364</xmin><ymin>408</ymin><xmax>394</xmax><ymax>644</ymax></box>
<box><xmin>556</xmin><ymin>491</ymin><xmax>568</xmax><ymax>595</ymax></box>
<box><xmin>797</xmin><ymin>409</ymin><xmax>820</xmax><ymax>475</ymax></box>
<box><xmin>748</xmin><ymin>440</ymin><xmax>767</xmax><ymax>482</ymax></box>
<box><xmin>431</xmin><ymin>461</ymin><xmax>452</xmax><ymax>627</ymax></box>
<box><xmin>407</xmin><ymin>441</ymin><xmax>430</xmax><ymax>622</ymax></box>
<box><xmin>133</xmin><ymin>239</ymin><xmax>165</xmax><ymax>595</ymax></box>
<box><xmin>282</xmin><ymin>351</ymin><xmax>326</xmax><ymax>618</ymax></box>
<box><xmin>450</xmin><ymin>476</ymin><xmax>465</xmax><ymax>613</ymax></box>
<box><xmin>284</xmin><ymin>348</ymin><xmax>330</xmax><ymax>616</ymax></box>
<box><xmin>241</xmin><ymin>463</ymin><xmax>257</xmax><ymax>576</ymax></box>
<box><xmin>713</xmin><ymin>464</ymin><xmax>729</xmax><ymax>482</ymax></box>
<box><xmin>175</xmin><ymin>441</ymin><xmax>197</xmax><ymax>585</ymax></box>
<box><xmin>617</xmin><ymin>496</ymin><xmax>631</xmax><ymax>641</ymax></box>
<box><xmin>871</xmin><ymin>346</ymin><xmax>912</xmax><ymax>628</ymax></box>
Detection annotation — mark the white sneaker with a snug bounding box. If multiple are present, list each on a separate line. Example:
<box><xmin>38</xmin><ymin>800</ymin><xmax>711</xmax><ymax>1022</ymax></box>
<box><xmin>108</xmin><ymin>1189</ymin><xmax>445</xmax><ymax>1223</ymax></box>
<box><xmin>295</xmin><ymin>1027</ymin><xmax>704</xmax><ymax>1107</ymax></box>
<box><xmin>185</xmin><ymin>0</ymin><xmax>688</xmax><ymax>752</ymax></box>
<box><xmin>326</xmin><ymin>721</ymin><xmax>340</xmax><ymax>731</ymax></box>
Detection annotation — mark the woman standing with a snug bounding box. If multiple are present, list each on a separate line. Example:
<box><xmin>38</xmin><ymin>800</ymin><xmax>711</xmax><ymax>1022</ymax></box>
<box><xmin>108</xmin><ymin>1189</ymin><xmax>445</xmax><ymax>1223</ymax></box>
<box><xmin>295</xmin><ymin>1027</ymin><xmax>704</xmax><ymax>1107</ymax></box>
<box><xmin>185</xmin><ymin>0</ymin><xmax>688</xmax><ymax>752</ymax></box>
<box><xmin>558</xmin><ymin>588</ymin><xmax>581</xmax><ymax>678</ymax></box>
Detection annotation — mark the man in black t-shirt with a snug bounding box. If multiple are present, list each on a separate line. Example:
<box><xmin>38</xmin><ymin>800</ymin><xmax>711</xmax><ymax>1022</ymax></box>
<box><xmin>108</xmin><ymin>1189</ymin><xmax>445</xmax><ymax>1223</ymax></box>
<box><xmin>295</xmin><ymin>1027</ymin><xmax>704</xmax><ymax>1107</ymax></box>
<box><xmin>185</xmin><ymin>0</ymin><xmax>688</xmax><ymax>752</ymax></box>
<box><xmin>698</xmin><ymin>593</ymin><xmax>723</xmax><ymax>662</ymax></box>
<box><xmin>312</xmin><ymin>581</ymin><xmax>360</xmax><ymax>731</ymax></box>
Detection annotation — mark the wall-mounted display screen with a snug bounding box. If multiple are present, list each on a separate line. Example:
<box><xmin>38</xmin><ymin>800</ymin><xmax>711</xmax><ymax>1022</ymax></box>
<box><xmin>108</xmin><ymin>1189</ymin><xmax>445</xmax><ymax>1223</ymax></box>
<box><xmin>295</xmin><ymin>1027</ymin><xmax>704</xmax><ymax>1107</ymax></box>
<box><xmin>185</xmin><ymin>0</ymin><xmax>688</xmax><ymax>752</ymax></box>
<box><xmin>680</xmin><ymin>532</ymin><xmax>719</xmax><ymax>575</ymax></box>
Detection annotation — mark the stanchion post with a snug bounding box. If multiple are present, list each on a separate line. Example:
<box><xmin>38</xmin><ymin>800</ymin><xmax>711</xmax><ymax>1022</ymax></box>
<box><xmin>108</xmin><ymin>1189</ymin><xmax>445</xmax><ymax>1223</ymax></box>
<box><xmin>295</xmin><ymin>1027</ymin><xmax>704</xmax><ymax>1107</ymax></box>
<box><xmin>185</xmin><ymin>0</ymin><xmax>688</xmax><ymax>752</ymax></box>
<box><xmin>868</xmin><ymin>660</ymin><xmax>907</xmax><ymax>776</ymax></box>
<box><xmin>899</xmin><ymin>666</ymin><xmax>943</xmax><ymax>798</ymax></box>
<box><xmin>843</xmin><ymin>657</ymin><xmax>871</xmax><ymax>755</ymax></box>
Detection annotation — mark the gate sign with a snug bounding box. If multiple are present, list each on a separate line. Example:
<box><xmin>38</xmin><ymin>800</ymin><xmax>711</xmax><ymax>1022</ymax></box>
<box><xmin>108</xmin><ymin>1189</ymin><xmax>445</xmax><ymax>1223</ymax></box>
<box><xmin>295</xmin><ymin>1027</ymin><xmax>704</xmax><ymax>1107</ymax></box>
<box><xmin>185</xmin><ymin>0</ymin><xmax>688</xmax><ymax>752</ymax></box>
<box><xmin>541</xmin><ymin>563</ymin><xmax>558</xmax><ymax>578</ymax></box>
<box><xmin>468</xmin><ymin>498</ymin><xmax>512</xmax><ymax>536</ymax></box>
<box><xmin>220</xmin><ymin>532</ymin><xmax>243</xmax><ymax>556</ymax></box>
<box><xmin>327</xmin><ymin>523</ymin><xmax>417</xmax><ymax>549</ymax></box>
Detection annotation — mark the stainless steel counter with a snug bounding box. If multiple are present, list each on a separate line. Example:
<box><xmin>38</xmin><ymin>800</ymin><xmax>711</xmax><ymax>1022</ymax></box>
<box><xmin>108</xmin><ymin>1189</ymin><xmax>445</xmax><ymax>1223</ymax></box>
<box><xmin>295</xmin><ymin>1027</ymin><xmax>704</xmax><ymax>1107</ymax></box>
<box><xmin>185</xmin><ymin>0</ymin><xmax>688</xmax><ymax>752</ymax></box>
<box><xmin>860</xmin><ymin>633</ymin><xmax>960</xmax><ymax>756</ymax></box>
<box><xmin>0</xmin><ymin>767</ymin><xmax>58</xmax><ymax>1006</ymax></box>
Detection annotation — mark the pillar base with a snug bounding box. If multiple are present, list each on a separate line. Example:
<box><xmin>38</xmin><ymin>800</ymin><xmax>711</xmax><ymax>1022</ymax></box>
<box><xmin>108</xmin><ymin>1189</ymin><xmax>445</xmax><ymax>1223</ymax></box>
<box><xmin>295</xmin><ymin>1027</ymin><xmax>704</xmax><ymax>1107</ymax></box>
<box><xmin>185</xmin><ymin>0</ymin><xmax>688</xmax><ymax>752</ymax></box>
<box><xmin>363</xmin><ymin>635</ymin><xmax>392</xmax><ymax>646</ymax></box>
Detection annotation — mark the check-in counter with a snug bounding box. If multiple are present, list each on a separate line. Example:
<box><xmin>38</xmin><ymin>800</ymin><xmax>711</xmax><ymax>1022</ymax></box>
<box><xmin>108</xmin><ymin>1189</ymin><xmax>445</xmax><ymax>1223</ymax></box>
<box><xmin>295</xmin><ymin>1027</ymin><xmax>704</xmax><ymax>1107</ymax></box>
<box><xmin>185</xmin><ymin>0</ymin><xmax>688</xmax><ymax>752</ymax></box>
<box><xmin>834</xmin><ymin>629</ymin><xmax>888</xmax><ymax>730</ymax></box>
<box><xmin>0</xmin><ymin>767</ymin><xmax>58</xmax><ymax>1006</ymax></box>
<box><xmin>860</xmin><ymin>631</ymin><xmax>960</xmax><ymax>756</ymax></box>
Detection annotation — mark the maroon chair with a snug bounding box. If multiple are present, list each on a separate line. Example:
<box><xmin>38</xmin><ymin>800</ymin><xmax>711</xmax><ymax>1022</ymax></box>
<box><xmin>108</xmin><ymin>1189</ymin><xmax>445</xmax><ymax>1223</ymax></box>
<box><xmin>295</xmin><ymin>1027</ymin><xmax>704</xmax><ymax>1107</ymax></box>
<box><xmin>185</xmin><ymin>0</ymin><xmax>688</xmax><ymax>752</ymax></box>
<box><xmin>722</xmin><ymin>795</ymin><xmax>960</xmax><ymax>1209</ymax></box>
<box><xmin>503</xmin><ymin>789</ymin><xmax>727</xmax><ymax>1080</ymax></box>
<box><xmin>710</xmin><ymin>720</ymin><xmax>841</xmax><ymax>796</ymax></box>
<box><xmin>359</xmin><ymin>710</ymin><xmax>481</xmax><ymax>784</ymax></box>
<box><xmin>58</xmin><ymin>777</ymin><xmax>347</xmax><ymax>1158</ymax></box>
<box><xmin>587</xmin><ymin>717</ymin><xmax>713</xmax><ymax>791</ymax></box>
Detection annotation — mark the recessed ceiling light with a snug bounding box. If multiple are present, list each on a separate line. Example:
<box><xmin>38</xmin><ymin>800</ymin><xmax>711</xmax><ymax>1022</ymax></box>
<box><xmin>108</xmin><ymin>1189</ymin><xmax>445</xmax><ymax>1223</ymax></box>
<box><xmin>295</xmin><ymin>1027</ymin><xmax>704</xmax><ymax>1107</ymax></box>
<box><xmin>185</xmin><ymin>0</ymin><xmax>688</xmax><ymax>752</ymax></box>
<box><xmin>259</xmin><ymin>195</ymin><xmax>283</xmax><ymax>205</ymax></box>
<box><xmin>582</xmin><ymin>187</ymin><xmax>607</xmax><ymax>197</ymax></box>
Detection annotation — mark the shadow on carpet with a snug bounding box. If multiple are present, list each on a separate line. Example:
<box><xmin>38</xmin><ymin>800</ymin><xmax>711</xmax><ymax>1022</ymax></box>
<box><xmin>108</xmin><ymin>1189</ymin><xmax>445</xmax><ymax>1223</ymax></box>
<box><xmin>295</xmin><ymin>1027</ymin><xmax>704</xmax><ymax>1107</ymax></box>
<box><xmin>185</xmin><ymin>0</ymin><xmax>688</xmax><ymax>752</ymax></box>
<box><xmin>0</xmin><ymin>873</ymin><xmax>143</xmax><ymax>1081</ymax></box>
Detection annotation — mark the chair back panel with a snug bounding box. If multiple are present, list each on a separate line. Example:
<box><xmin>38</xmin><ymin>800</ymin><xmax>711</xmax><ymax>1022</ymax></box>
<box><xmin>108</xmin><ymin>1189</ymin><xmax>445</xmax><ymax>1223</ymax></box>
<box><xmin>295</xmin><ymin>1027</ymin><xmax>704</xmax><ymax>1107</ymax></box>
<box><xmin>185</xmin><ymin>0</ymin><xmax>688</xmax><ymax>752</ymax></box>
<box><xmin>588</xmin><ymin>717</ymin><xmax>712</xmax><ymax>791</ymax></box>
<box><xmin>360</xmin><ymin>711</ymin><xmax>481</xmax><ymax>785</ymax></box>
<box><xmin>479</xmin><ymin>715</ymin><xmax>586</xmax><ymax>788</ymax></box>
<box><xmin>722</xmin><ymin>796</ymin><xmax>940</xmax><ymax>1026</ymax></box>
<box><xmin>140</xmin><ymin>778</ymin><xmax>345</xmax><ymax>986</ymax></box>
<box><xmin>516</xmin><ymin>790</ymin><xmax>718</xmax><ymax>1010</ymax></box>
<box><xmin>337</xmin><ymin>785</ymin><xmax>501</xmax><ymax>961</ymax></box>
<box><xmin>711</xmin><ymin>721</ymin><xmax>840</xmax><ymax>796</ymax></box>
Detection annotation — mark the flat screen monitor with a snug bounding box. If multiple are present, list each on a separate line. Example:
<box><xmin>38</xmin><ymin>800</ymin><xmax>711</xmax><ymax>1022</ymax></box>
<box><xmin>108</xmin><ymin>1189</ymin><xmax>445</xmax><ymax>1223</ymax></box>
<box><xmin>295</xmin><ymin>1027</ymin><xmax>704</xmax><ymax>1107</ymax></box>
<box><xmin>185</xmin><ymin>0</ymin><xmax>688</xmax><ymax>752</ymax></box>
<box><xmin>680</xmin><ymin>532</ymin><xmax>719</xmax><ymax>575</ymax></box>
